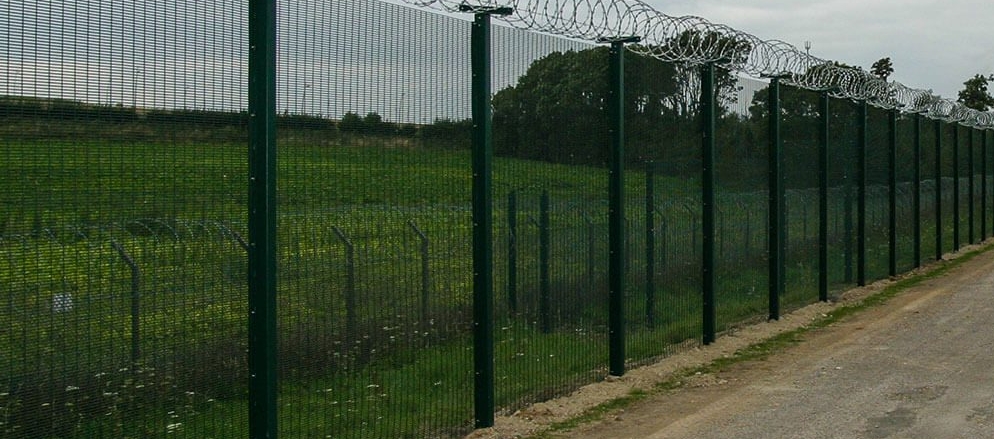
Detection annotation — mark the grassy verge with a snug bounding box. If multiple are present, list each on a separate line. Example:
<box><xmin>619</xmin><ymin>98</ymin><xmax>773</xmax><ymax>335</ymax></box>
<box><xmin>526</xmin><ymin>241</ymin><xmax>993</xmax><ymax>439</ymax></box>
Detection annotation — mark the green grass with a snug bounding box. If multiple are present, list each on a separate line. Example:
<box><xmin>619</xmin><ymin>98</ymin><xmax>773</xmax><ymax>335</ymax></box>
<box><xmin>0</xmin><ymin>134</ymin><xmax>986</xmax><ymax>438</ymax></box>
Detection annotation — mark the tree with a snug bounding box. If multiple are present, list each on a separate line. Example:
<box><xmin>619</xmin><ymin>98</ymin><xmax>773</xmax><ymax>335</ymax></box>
<box><xmin>870</xmin><ymin>57</ymin><xmax>894</xmax><ymax>81</ymax></box>
<box><xmin>491</xmin><ymin>30</ymin><xmax>751</xmax><ymax>167</ymax></box>
<box><xmin>339</xmin><ymin>111</ymin><xmax>364</xmax><ymax>134</ymax></box>
<box><xmin>957</xmin><ymin>74</ymin><xmax>994</xmax><ymax>111</ymax></box>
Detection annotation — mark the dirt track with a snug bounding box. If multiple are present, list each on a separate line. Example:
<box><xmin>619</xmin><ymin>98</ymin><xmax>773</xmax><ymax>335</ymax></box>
<box><xmin>569</xmin><ymin>244</ymin><xmax>994</xmax><ymax>439</ymax></box>
<box><xmin>467</xmin><ymin>242</ymin><xmax>994</xmax><ymax>439</ymax></box>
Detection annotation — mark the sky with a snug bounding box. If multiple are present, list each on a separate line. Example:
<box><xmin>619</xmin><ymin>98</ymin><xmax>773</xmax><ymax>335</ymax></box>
<box><xmin>645</xmin><ymin>0</ymin><xmax>994</xmax><ymax>100</ymax></box>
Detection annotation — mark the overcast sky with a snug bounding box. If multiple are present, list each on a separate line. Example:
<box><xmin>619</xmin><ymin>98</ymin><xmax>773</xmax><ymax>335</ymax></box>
<box><xmin>646</xmin><ymin>0</ymin><xmax>994</xmax><ymax>100</ymax></box>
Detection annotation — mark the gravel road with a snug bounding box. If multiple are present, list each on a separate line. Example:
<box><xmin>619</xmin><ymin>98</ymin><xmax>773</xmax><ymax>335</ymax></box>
<box><xmin>568</xmin><ymin>248</ymin><xmax>994</xmax><ymax>439</ymax></box>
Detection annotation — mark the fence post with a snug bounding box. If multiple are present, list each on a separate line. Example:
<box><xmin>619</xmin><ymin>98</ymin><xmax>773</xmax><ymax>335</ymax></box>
<box><xmin>332</xmin><ymin>226</ymin><xmax>357</xmax><ymax>338</ymax></box>
<box><xmin>857</xmin><ymin>100</ymin><xmax>867</xmax><ymax>286</ymax></box>
<box><xmin>888</xmin><ymin>108</ymin><xmax>897</xmax><ymax>277</ymax></box>
<box><xmin>539</xmin><ymin>191</ymin><xmax>551</xmax><ymax>334</ymax></box>
<box><xmin>408</xmin><ymin>220</ymin><xmax>431</xmax><ymax>333</ymax></box>
<box><xmin>247</xmin><ymin>0</ymin><xmax>278</xmax><ymax>435</ymax></box>
<box><xmin>461</xmin><ymin>4</ymin><xmax>511</xmax><ymax>428</ymax></box>
<box><xmin>953</xmin><ymin>124</ymin><xmax>960</xmax><ymax>250</ymax></box>
<box><xmin>599</xmin><ymin>36</ymin><xmax>638</xmax><ymax>375</ymax></box>
<box><xmin>701</xmin><ymin>61</ymin><xmax>717</xmax><ymax>344</ymax></box>
<box><xmin>967</xmin><ymin>128</ymin><xmax>974</xmax><ymax>244</ymax></box>
<box><xmin>981</xmin><ymin>128</ymin><xmax>987</xmax><ymax>240</ymax></box>
<box><xmin>935</xmin><ymin>119</ymin><xmax>943</xmax><ymax>260</ymax></box>
<box><xmin>818</xmin><ymin>91</ymin><xmax>830</xmax><ymax>301</ymax></box>
<box><xmin>507</xmin><ymin>191</ymin><xmax>518</xmax><ymax>315</ymax></box>
<box><xmin>766</xmin><ymin>75</ymin><xmax>786</xmax><ymax>320</ymax></box>
<box><xmin>111</xmin><ymin>240</ymin><xmax>141</xmax><ymax>370</ymax></box>
<box><xmin>913</xmin><ymin>113</ymin><xmax>922</xmax><ymax>268</ymax></box>
<box><xmin>645</xmin><ymin>164</ymin><xmax>656</xmax><ymax>326</ymax></box>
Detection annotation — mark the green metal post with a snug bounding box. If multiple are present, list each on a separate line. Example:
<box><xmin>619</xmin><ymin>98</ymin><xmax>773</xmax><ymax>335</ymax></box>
<box><xmin>913</xmin><ymin>114</ymin><xmax>922</xmax><ymax>267</ymax></box>
<box><xmin>968</xmin><ymin>128</ymin><xmax>975</xmax><ymax>244</ymax></box>
<box><xmin>701</xmin><ymin>62</ymin><xmax>717</xmax><ymax>344</ymax></box>
<box><xmin>463</xmin><ymin>5</ymin><xmax>511</xmax><ymax>427</ymax></box>
<box><xmin>539</xmin><ymin>191</ymin><xmax>551</xmax><ymax>334</ymax></box>
<box><xmin>248</xmin><ymin>0</ymin><xmax>278</xmax><ymax>436</ymax></box>
<box><xmin>984</xmin><ymin>130</ymin><xmax>989</xmax><ymax>240</ymax></box>
<box><xmin>953</xmin><ymin>124</ymin><xmax>960</xmax><ymax>250</ymax></box>
<box><xmin>767</xmin><ymin>77</ymin><xmax>784</xmax><ymax>320</ymax></box>
<box><xmin>818</xmin><ymin>91</ymin><xmax>830</xmax><ymax>301</ymax></box>
<box><xmin>857</xmin><ymin>101</ymin><xmax>867</xmax><ymax>286</ymax></box>
<box><xmin>935</xmin><ymin>120</ymin><xmax>943</xmax><ymax>260</ymax></box>
<box><xmin>888</xmin><ymin>109</ymin><xmax>897</xmax><ymax>277</ymax></box>
<box><xmin>602</xmin><ymin>36</ymin><xmax>638</xmax><ymax>375</ymax></box>
<box><xmin>645</xmin><ymin>164</ymin><xmax>656</xmax><ymax>326</ymax></box>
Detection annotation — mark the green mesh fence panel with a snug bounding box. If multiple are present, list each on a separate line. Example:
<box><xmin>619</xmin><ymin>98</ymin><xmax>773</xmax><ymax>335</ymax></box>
<box><xmin>826</xmin><ymin>98</ymin><xmax>859</xmax><ymax>295</ymax></box>
<box><xmin>275</xmin><ymin>1</ymin><xmax>475</xmax><ymax>437</ymax></box>
<box><xmin>781</xmin><ymin>85</ymin><xmax>820</xmax><ymax>310</ymax></box>
<box><xmin>712</xmin><ymin>74</ymin><xmax>768</xmax><ymax>331</ymax></box>
<box><xmin>625</xmin><ymin>56</ymin><xmax>705</xmax><ymax>363</ymax></box>
<box><xmin>1</xmin><ymin>1</ymin><xmax>248</xmax><ymax>437</ymax></box>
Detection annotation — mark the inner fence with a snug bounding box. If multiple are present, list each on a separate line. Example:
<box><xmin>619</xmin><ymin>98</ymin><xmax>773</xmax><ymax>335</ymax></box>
<box><xmin>2</xmin><ymin>1</ymin><xmax>993</xmax><ymax>438</ymax></box>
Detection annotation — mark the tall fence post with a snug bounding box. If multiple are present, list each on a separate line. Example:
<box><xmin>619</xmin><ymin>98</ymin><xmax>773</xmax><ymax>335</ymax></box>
<box><xmin>645</xmin><ymin>163</ymin><xmax>656</xmax><ymax>326</ymax></box>
<box><xmin>857</xmin><ymin>100</ymin><xmax>867</xmax><ymax>286</ymax></box>
<box><xmin>913</xmin><ymin>113</ymin><xmax>922</xmax><ymax>268</ymax></box>
<box><xmin>766</xmin><ymin>75</ymin><xmax>786</xmax><ymax>320</ymax></box>
<box><xmin>969</xmin><ymin>127</ymin><xmax>976</xmax><ymax>244</ymax></box>
<box><xmin>599</xmin><ymin>35</ymin><xmax>638</xmax><ymax>375</ymax></box>
<box><xmin>332</xmin><ymin>226</ymin><xmax>358</xmax><ymax>338</ymax></box>
<box><xmin>888</xmin><ymin>108</ymin><xmax>897</xmax><ymax>277</ymax></box>
<box><xmin>981</xmin><ymin>128</ymin><xmax>987</xmax><ymax>240</ymax></box>
<box><xmin>111</xmin><ymin>240</ymin><xmax>141</xmax><ymax>370</ymax></box>
<box><xmin>935</xmin><ymin>120</ymin><xmax>943</xmax><ymax>260</ymax></box>
<box><xmin>507</xmin><ymin>191</ymin><xmax>518</xmax><ymax>315</ymax></box>
<box><xmin>247</xmin><ymin>0</ymin><xmax>278</xmax><ymax>436</ymax></box>
<box><xmin>701</xmin><ymin>61</ymin><xmax>717</xmax><ymax>344</ymax></box>
<box><xmin>408</xmin><ymin>220</ymin><xmax>431</xmax><ymax>333</ymax></box>
<box><xmin>462</xmin><ymin>4</ymin><xmax>511</xmax><ymax>428</ymax></box>
<box><xmin>953</xmin><ymin>124</ymin><xmax>961</xmax><ymax>250</ymax></box>
<box><xmin>818</xmin><ymin>91</ymin><xmax>830</xmax><ymax>301</ymax></box>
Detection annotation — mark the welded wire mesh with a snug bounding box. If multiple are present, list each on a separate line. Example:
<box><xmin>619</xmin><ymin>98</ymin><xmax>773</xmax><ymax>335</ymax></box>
<box><xmin>1</xmin><ymin>1</ymin><xmax>247</xmax><ymax>437</ymax></box>
<box><xmin>4</xmin><ymin>0</ymin><xmax>994</xmax><ymax>437</ymax></box>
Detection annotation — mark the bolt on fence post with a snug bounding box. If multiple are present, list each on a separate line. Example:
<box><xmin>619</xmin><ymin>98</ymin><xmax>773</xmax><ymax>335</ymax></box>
<box><xmin>247</xmin><ymin>0</ymin><xmax>278</xmax><ymax>435</ymax></box>
<box><xmin>461</xmin><ymin>5</ymin><xmax>510</xmax><ymax>428</ymax></box>
<box><xmin>507</xmin><ymin>191</ymin><xmax>518</xmax><ymax>315</ymax></box>
<box><xmin>111</xmin><ymin>240</ymin><xmax>141</xmax><ymax>370</ymax></box>
<box><xmin>701</xmin><ymin>61</ymin><xmax>718</xmax><ymax>344</ymax></box>
<box><xmin>857</xmin><ymin>100</ymin><xmax>867</xmax><ymax>287</ymax></box>
<box><xmin>645</xmin><ymin>163</ymin><xmax>656</xmax><ymax>326</ymax></box>
<box><xmin>935</xmin><ymin>119</ymin><xmax>943</xmax><ymax>260</ymax></box>
<box><xmin>765</xmin><ymin>75</ymin><xmax>786</xmax><ymax>320</ymax></box>
<box><xmin>539</xmin><ymin>191</ymin><xmax>551</xmax><ymax>334</ymax></box>
<box><xmin>913</xmin><ymin>113</ymin><xmax>922</xmax><ymax>268</ymax></box>
<box><xmin>408</xmin><ymin>220</ymin><xmax>431</xmax><ymax>334</ymax></box>
<box><xmin>953</xmin><ymin>124</ymin><xmax>960</xmax><ymax>251</ymax></box>
<box><xmin>888</xmin><ymin>108</ymin><xmax>897</xmax><ymax>277</ymax></box>
<box><xmin>966</xmin><ymin>127</ymin><xmax>977</xmax><ymax>244</ymax></box>
<box><xmin>598</xmin><ymin>36</ymin><xmax>638</xmax><ymax>375</ymax></box>
<box><xmin>818</xmin><ymin>91</ymin><xmax>830</xmax><ymax>301</ymax></box>
<box><xmin>332</xmin><ymin>226</ymin><xmax>357</xmax><ymax>339</ymax></box>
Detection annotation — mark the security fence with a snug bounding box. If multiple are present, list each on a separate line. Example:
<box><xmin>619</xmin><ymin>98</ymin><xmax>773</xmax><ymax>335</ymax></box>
<box><xmin>1</xmin><ymin>1</ymin><xmax>993</xmax><ymax>438</ymax></box>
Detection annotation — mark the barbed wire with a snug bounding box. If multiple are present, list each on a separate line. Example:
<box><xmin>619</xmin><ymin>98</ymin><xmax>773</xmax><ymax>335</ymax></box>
<box><xmin>403</xmin><ymin>0</ymin><xmax>994</xmax><ymax>128</ymax></box>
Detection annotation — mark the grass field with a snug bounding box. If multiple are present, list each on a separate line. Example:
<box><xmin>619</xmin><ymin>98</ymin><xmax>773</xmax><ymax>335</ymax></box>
<box><xmin>0</xmin><ymin>133</ymin><xmax>988</xmax><ymax>438</ymax></box>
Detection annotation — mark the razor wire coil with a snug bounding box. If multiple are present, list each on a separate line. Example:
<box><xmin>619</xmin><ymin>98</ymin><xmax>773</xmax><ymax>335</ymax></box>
<box><xmin>403</xmin><ymin>0</ymin><xmax>994</xmax><ymax>128</ymax></box>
